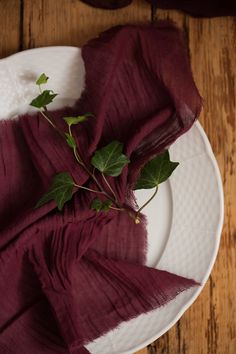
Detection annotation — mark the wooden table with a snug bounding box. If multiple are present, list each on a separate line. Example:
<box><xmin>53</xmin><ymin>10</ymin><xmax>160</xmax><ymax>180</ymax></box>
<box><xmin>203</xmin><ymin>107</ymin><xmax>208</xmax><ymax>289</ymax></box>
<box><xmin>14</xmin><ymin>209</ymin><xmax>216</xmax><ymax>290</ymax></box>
<box><xmin>0</xmin><ymin>1</ymin><xmax>235</xmax><ymax>353</ymax></box>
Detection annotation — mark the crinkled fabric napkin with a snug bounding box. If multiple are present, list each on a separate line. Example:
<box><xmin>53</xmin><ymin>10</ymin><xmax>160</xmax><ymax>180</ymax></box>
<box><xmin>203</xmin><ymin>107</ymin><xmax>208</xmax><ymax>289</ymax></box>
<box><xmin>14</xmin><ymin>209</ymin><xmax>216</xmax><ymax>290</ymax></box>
<box><xmin>81</xmin><ymin>0</ymin><xmax>236</xmax><ymax>17</ymax></box>
<box><xmin>0</xmin><ymin>23</ymin><xmax>202</xmax><ymax>354</ymax></box>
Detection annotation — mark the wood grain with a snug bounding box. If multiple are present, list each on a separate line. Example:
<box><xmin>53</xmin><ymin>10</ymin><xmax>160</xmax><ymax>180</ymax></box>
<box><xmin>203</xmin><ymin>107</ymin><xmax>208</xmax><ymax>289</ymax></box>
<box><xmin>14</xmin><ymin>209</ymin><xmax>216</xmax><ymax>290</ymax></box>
<box><xmin>0</xmin><ymin>0</ymin><xmax>21</xmax><ymax>58</ymax></box>
<box><xmin>22</xmin><ymin>0</ymin><xmax>150</xmax><ymax>49</ymax></box>
<box><xmin>136</xmin><ymin>349</ymin><xmax>148</xmax><ymax>354</ymax></box>
<box><xmin>0</xmin><ymin>2</ymin><xmax>235</xmax><ymax>354</ymax></box>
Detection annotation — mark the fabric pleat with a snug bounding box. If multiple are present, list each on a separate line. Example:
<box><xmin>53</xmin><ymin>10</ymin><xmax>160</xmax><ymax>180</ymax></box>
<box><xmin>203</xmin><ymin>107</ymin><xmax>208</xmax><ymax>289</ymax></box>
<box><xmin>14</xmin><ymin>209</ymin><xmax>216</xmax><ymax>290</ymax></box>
<box><xmin>81</xmin><ymin>0</ymin><xmax>236</xmax><ymax>17</ymax></box>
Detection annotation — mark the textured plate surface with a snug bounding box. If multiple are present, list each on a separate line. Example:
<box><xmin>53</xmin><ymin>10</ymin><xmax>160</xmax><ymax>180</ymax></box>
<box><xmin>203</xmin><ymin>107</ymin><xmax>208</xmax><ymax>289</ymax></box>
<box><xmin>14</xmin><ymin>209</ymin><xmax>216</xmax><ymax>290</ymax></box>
<box><xmin>0</xmin><ymin>47</ymin><xmax>224</xmax><ymax>354</ymax></box>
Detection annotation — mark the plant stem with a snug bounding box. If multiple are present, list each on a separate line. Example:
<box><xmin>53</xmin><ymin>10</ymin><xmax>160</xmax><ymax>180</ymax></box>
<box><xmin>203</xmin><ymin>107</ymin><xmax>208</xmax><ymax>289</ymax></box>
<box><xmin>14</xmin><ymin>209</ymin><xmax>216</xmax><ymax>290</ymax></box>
<box><xmin>77</xmin><ymin>156</ymin><xmax>113</xmax><ymax>201</ymax></box>
<box><xmin>67</xmin><ymin>126</ymin><xmax>113</xmax><ymax>202</ymax></box>
<box><xmin>102</xmin><ymin>173</ymin><xmax>117</xmax><ymax>202</ymax></box>
<box><xmin>136</xmin><ymin>186</ymin><xmax>158</xmax><ymax>216</ymax></box>
<box><xmin>40</xmin><ymin>110</ymin><xmax>56</xmax><ymax>129</ymax></box>
<box><xmin>68</xmin><ymin>125</ymin><xmax>72</xmax><ymax>137</ymax></box>
<box><xmin>39</xmin><ymin>110</ymin><xmax>65</xmax><ymax>139</ymax></box>
<box><xmin>110</xmin><ymin>206</ymin><xmax>124</xmax><ymax>211</ymax></box>
<box><xmin>72</xmin><ymin>150</ymin><xmax>135</xmax><ymax>218</ymax></box>
<box><xmin>40</xmin><ymin>109</ymin><xmax>139</xmax><ymax>222</ymax></box>
<box><xmin>73</xmin><ymin>147</ymin><xmax>83</xmax><ymax>164</ymax></box>
<box><xmin>74</xmin><ymin>184</ymin><xmax>103</xmax><ymax>194</ymax></box>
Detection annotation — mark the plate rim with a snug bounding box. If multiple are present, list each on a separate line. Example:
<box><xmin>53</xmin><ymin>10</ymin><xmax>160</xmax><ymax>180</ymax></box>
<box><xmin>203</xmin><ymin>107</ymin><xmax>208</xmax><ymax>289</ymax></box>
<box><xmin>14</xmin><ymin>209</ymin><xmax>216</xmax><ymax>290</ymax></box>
<box><xmin>0</xmin><ymin>46</ymin><xmax>79</xmax><ymax>62</ymax></box>
<box><xmin>123</xmin><ymin>121</ymin><xmax>224</xmax><ymax>354</ymax></box>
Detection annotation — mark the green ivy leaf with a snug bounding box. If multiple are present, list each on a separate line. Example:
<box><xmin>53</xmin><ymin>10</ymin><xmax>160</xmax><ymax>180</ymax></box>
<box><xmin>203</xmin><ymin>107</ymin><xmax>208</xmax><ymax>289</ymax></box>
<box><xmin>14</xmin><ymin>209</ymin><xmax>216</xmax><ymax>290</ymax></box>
<box><xmin>102</xmin><ymin>199</ymin><xmax>113</xmax><ymax>211</ymax></box>
<box><xmin>134</xmin><ymin>150</ymin><xmax>179</xmax><ymax>190</ymax></box>
<box><xmin>35</xmin><ymin>172</ymin><xmax>75</xmax><ymax>211</ymax></box>
<box><xmin>91</xmin><ymin>198</ymin><xmax>103</xmax><ymax>212</ymax></box>
<box><xmin>64</xmin><ymin>113</ymin><xmax>94</xmax><ymax>126</ymax></box>
<box><xmin>91</xmin><ymin>198</ymin><xmax>113</xmax><ymax>212</ymax></box>
<box><xmin>65</xmin><ymin>133</ymin><xmax>76</xmax><ymax>149</ymax></box>
<box><xmin>91</xmin><ymin>141</ymin><xmax>130</xmax><ymax>177</ymax></box>
<box><xmin>30</xmin><ymin>90</ymin><xmax>58</xmax><ymax>108</ymax></box>
<box><xmin>36</xmin><ymin>73</ymin><xmax>49</xmax><ymax>85</ymax></box>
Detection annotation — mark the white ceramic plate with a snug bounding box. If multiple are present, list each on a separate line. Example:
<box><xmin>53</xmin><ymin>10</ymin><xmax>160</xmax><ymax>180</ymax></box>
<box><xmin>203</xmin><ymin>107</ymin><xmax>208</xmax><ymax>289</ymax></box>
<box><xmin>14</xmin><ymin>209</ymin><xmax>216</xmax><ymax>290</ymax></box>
<box><xmin>0</xmin><ymin>47</ymin><xmax>224</xmax><ymax>354</ymax></box>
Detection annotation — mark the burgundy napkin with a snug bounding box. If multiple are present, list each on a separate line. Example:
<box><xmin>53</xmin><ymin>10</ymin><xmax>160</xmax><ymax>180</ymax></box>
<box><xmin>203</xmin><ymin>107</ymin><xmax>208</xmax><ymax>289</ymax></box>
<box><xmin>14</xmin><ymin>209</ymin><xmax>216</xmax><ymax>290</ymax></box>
<box><xmin>0</xmin><ymin>23</ymin><xmax>202</xmax><ymax>353</ymax></box>
<box><xmin>81</xmin><ymin>0</ymin><xmax>236</xmax><ymax>17</ymax></box>
<box><xmin>148</xmin><ymin>0</ymin><xmax>236</xmax><ymax>17</ymax></box>
<box><xmin>81</xmin><ymin>0</ymin><xmax>132</xmax><ymax>9</ymax></box>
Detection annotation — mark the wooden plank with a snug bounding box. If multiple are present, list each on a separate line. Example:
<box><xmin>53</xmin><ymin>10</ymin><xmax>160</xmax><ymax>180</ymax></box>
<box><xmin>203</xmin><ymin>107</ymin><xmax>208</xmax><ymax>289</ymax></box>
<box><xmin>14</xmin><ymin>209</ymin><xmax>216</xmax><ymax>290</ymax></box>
<box><xmin>151</xmin><ymin>10</ymin><xmax>236</xmax><ymax>354</ymax></box>
<box><xmin>187</xmin><ymin>16</ymin><xmax>236</xmax><ymax>354</ymax></box>
<box><xmin>135</xmin><ymin>348</ymin><xmax>148</xmax><ymax>354</ymax></box>
<box><xmin>0</xmin><ymin>0</ymin><xmax>21</xmax><ymax>58</ymax></box>
<box><xmin>22</xmin><ymin>0</ymin><xmax>150</xmax><ymax>49</ymax></box>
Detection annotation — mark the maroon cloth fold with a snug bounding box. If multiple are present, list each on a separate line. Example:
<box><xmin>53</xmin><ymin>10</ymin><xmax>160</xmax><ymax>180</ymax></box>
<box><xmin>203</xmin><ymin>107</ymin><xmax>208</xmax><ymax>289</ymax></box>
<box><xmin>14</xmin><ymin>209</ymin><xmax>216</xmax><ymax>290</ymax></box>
<box><xmin>81</xmin><ymin>0</ymin><xmax>236</xmax><ymax>17</ymax></box>
<box><xmin>149</xmin><ymin>0</ymin><xmax>236</xmax><ymax>17</ymax></box>
<box><xmin>81</xmin><ymin>0</ymin><xmax>132</xmax><ymax>9</ymax></box>
<box><xmin>0</xmin><ymin>23</ymin><xmax>202</xmax><ymax>353</ymax></box>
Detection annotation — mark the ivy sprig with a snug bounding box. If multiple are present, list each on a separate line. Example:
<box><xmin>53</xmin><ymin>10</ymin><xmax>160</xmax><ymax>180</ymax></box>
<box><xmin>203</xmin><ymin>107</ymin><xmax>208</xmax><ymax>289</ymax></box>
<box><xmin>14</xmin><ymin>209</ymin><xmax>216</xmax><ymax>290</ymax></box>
<box><xmin>91</xmin><ymin>141</ymin><xmax>130</xmax><ymax>177</ymax></box>
<box><xmin>134</xmin><ymin>150</ymin><xmax>179</xmax><ymax>190</ymax></box>
<box><xmin>134</xmin><ymin>151</ymin><xmax>179</xmax><ymax>218</ymax></box>
<box><xmin>30</xmin><ymin>73</ymin><xmax>57</xmax><ymax>108</ymax></box>
<box><xmin>31</xmin><ymin>73</ymin><xmax>179</xmax><ymax>221</ymax></box>
<box><xmin>91</xmin><ymin>198</ymin><xmax>113</xmax><ymax>212</ymax></box>
<box><xmin>30</xmin><ymin>90</ymin><xmax>58</xmax><ymax>108</ymax></box>
<box><xmin>36</xmin><ymin>172</ymin><xmax>74</xmax><ymax>211</ymax></box>
<box><xmin>36</xmin><ymin>73</ymin><xmax>49</xmax><ymax>86</ymax></box>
